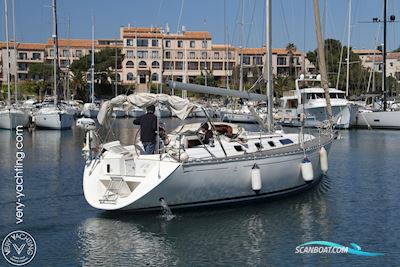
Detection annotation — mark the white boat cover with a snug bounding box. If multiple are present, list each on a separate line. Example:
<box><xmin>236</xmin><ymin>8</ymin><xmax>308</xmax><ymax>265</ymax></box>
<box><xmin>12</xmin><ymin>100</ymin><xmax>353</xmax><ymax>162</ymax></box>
<box><xmin>97</xmin><ymin>93</ymin><xmax>198</xmax><ymax>126</ymax></box>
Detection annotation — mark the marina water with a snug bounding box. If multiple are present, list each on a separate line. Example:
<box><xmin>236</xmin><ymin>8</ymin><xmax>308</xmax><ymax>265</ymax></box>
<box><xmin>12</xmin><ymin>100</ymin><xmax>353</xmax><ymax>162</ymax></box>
<box><xmin>0</xmin><ymin>118</ymin><xmax>399</xmax><ymax>266</ymax></box>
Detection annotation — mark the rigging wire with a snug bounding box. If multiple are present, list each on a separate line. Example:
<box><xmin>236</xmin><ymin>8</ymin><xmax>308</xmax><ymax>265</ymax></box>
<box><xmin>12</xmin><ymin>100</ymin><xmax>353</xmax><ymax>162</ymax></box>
<box><xmin>279</xmin><ymin>0</ymin><xmax>291</xmax><ymax>43</ymax></box>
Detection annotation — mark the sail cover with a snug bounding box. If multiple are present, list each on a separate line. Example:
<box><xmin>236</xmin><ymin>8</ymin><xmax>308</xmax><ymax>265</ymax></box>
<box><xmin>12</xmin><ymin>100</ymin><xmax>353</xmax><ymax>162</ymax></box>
<box><xmin>97</xmin><ymin>93</ymin><xmax>198</xmax><ymax>126</ymax></box>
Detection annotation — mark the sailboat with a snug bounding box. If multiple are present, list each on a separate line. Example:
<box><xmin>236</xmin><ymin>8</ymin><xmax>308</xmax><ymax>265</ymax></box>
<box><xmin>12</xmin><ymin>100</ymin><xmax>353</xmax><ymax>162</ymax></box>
<box><xmin>77</xmin><ymin>0</ymin><xmax>334</xmax><ymax>212</ymax></box>
<box><xmin>355</xmin><ymin>0</ymin><xmax>400</xmax><ymax>129</ymax></box>
<box><xmin>81</xmin><ymin>18</ymin><xmax>100</xmax><ymax>118</ymax></box>
<box><xmin>0</xmin><ymin>0</ymin><xmax>30</xmax><ymax>130</ymax></box>
<box><xmin>33</xmin><ymin>0</ymin><xmax>74</xmax><ymax>130</ymax></box>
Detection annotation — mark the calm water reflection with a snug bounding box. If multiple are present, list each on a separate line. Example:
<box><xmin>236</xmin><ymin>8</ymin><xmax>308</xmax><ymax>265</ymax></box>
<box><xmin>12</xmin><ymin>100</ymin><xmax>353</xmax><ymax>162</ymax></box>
<box><xmin>0</xmin><ymin>121</ymin><xmax>399</xmax><ymax>266</ymax></box>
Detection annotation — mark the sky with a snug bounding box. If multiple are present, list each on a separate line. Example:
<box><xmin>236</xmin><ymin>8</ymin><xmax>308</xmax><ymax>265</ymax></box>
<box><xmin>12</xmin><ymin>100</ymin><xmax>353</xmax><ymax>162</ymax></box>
<box><xmin>1</xmin><ymin>0</ymin><xmax>400</xmax><ymax>52</ymax></box>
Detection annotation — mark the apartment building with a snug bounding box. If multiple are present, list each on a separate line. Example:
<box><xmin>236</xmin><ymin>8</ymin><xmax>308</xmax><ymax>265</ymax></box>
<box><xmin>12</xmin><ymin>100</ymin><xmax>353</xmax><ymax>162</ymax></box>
<box><xmin>0</xmin><ymin>42</ymin><xmax>46</xmax><ymax>82</ymax></box>
<box><xmin>354</xmin><ymin>49</ymin><xmax>400</xmax><ymax>81</ymax></box>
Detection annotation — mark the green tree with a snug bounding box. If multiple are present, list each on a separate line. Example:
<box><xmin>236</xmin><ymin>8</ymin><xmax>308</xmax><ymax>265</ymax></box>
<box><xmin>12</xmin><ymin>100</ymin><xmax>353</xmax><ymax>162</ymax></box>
<box><xmin>273</xmin><ymin>76</ymin><xmax>294</xmax><ymax>98</ymax></box>
<box><xmin>286</xmin><ymin>43</ymin><xmax>297</xmax><ymax>78</ymax></box>
<box><xmin>306</xmin><ymin>38</ymin><xmax>370</xmax><ymax>96</ymax></box>
<box><xmin>70</xmin><ymin>48</ymin><xmax>124</xmax><ymax>100</ymax></box>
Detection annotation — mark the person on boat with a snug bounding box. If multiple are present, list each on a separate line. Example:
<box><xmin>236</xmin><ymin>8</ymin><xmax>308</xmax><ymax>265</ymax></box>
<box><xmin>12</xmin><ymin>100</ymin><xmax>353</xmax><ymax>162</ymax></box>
<box><xmin>199</xmin><ymin>122</ymin><xmax>213</xmax><ymax>145</ymax></box>
<box><xmin>133</xmin><ymin>105</ymin><xmax>158</xmax><ymax>154</ymax></box>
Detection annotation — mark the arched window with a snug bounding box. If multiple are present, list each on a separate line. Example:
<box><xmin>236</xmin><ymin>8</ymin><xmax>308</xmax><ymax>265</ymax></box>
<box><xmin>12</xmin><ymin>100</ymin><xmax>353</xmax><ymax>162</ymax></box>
<box><xmin>151</xmin><ymin>61</ymin><xmax>160</xmax><ymax>68</ymax></box>
<box><xmin>139</xmin><ymin>61</ymin><xmax>147</xmax><ymax>68</ymax></box>
<box><xmin>127</xmin><ymin>72</ymin><xmax>134</xmax><ymax>81</ymax></box>
<box><xmin>126</xmin><ymin>60</ymin><xmax>134</xmax><ymax>68</ymax></box>
<box><xmin>151</xmin><ymin>73</ymin><xmax>159</xmax><ymax>81</ymax></box>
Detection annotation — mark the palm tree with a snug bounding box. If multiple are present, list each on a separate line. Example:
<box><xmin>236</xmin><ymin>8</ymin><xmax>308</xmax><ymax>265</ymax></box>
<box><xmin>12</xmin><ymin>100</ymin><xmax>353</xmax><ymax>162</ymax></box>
<box><xmin>273</xmin><ymin>76</ymin><xmax>293</xmax><ymax>98</ymax></box>
<box><xmin>286</xmin><ymin>43</ymin><xmax>297</xmax><ymax>78</ymax></box>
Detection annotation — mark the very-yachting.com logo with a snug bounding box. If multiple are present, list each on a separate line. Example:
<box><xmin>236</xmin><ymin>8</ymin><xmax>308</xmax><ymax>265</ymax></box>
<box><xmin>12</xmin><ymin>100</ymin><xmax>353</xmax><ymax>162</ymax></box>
<box><xmin>295</xmin><ymin>241</ymin><xmax>384</xmax><ymax>257</ymax></box>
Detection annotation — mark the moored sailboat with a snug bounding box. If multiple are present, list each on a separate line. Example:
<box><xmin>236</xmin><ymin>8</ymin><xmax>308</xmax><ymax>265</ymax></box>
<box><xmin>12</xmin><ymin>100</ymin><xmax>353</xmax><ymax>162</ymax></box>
<box><xmin>78</xmin><ymin>0</ymin><xmax>335</xmax><ymax>212</ymax></box>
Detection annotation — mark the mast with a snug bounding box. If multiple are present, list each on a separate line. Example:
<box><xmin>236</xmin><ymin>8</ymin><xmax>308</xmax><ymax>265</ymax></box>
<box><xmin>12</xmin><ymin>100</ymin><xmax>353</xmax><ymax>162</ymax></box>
<box><xmin>12</xmin><ymin>0</ymin><xmax>18</xmax><ymax>104</ymax></box>
<box><xmin>265</xmin><ymin>0</ymin><xmax>273</xmax><ymax>133</ymax></box>
<box><xmin>91</xmin><ymin>16</ymin><xmax>95</xmax><ymax>104</ymax></box>
<box><xmin>239</xmin><ymin>0</ymin><xmax>244</xmax><ymax>92</ymax></box>
<box><xmin>114</xmin><ymin>38</ymin><xmax>118</xmax><ymax>97</ymax></box>
<box><xmin>66</xmin><ymin>17</ymin><xmax>71</xmax><ymax>101</ymax></box>
<box><xmin>4</xmin><ymin>0</ymin><xmax>11</xmax><ymax>106</ymax></box>
<box><xmin>345</xmin><ymin>0</ymin><xmax>352</xmax><ymax>97</ymax></box>
<box><xmin>383</xmin><ymin>0</ymin><xmax>387</xmax><ymax>111</ymax></box>
<box><xmin>52</xmin><ymin>0</ymin><xmax>58</xmax><ymax>105</ymax></box>
<box><xmin>224</xmin><ymin>0</ymin><xmax>230</xmax><ymax>89</ymax></box>
<box><xmin>313</xmin><ymin>0</ymin><xmax>333</xmax><ymax>124</ymax></box>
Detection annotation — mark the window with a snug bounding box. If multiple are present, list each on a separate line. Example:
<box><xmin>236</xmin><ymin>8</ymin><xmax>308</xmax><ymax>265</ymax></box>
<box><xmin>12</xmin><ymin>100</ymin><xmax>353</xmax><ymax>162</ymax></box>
<box><xmin>126</xmin><ymin>61</ymin><xmax>134</xmax><ymax>68</ymax></box>
<box><xmin>254</xmin><ymin>56</ymin><xmax>262</xmax><ymax>65</ymax></box>
<box><xmin>279</xmin><ymin>139</ymin><xmax>294</xmax><ymax>145</ymax></box>
<box><xmin>32</xmin><ymin>53</ymin><xmax>41</xmax><ymax>60</ymax></box>
<box><xmin>18</xmin><ymin>63</ymin><xmax>28</xmax><ymax>71</ymax></box>
<box><xmin>242</xmin><ymin>56</ymin><xmax>250</xmax><ymax>65</ymax></box>
<box><xmin>49</xmin><ymin>49</ymin><xmax>54</xmax><ymax>57</ymax></box>
<box><xmin>190</xmin><ymin>40</ymin><xmax>195</xmax><ymax>48</ymax></box>
<box><xmin>76</xmin><ymin>50</ymin><xmax>82</xmax><ymax>57</ymax></box>
<box><xmin>151</xmin><ymin>51</ymin><xmax>159</xmax><ymax>59</ymax></box>
<box><xmin>62</xmin><ymin>49</ymin><xmax>69</xmax><ymax>57</ymax></box>
<box><xmin>138</xmin><ymin>61</ymin><xmax>147</xmax><ymax>68</ymax></box>
<box><xmin>177</xmin><ymin>40</ymin><xmax>183</xmax><ymax>48</ymax></box>
<box><xmin>202</xmin><ymin>52</ymin><xmax>207</xmax><ymax>59</ymax></box>
<box><xmin>137</xmin><ymin>39</ymin><xmax>148</xmax><ymax>47</ymax></box>
<box><xmin>202</xmin><ymin>40</ymin><xmax>207</xmax><ymax>48</ymax></box>
<box><xmin>212</xmin><ymin>62</ymin><xmax>222</xmax><ymax>70</ymax></box>
<box><xmin>163</xmin><ymin>61</ymin><xmax>173</xmax><ymax>70</ymax></box>
<box><xmin>390</xmin><ymin>62</ymin><xmax>394</xmax><ymax>67</ymax></box>
<box><xmin>189</xmin><ymin>52</ymin><xmax>195</xmax><ymax>59</ymax></box>
<box><xmin>165</xmin><ymin>51</ymin><xmax>171</xmax><ymax>59</ymax></box>
<box><xmin>277</xmin><ymin>56</ymin><xmax>287</xmax><ymax>65</ymax></box>
<box><xmin>188</xmin><ymin>62</ymin><xmax>198</xmax><ymax>70</ymax></box>
<box><xmin>126</xmin><ymin>50</ymin><xmax>134</xmax><ymax>58</ymax></box>
<box><xmin>127</xmin><ymin>39</ymin><xmax>134</xmax><ymax>46</ymax></box>
<box><xmin>213</xmin><ymin>52</ymin><xmax>220</xmax><ymax>59</ymax></box>
<box><xmin>151</xmin><ymin>73</ymin><xmax>159</xmax><ymax>81</ymax></box>
<box><xmin>165</xmin><ymin>40</ymin><xmax>171</xmax><ymax>48</ymax></box>
<box><xmin>127</xmin><ymin>72</ymin><xmax>134</xmax><ymax>81</ymax></box>
<box><xmin>19</xmin><ymin>52</ymin><xmax>27</xmax><ymax>60</ymax></box>
<box><xmin>200</xmin><ymin>62</ymin><xmax>210</xmax><ymax>70</ymax></box>
<box><xmin>175</xmin><ymin>61</ymin><xmax>183</xmax><ymax>70</ymax></box>
<box><xmin>152</xmin><ymin>39</ymin><xmax>158</xmax><ymax>47</ymax></box>
<box><xmin>152</xmin><ymin>61</ymin><xmax>160</xmax><ymax>68</ymax></box>
<box><xmin>60</xmin><ymin>60</ymin><xmax>69</xmax><ymax>67</ymax></box>
<box><xmin>137</xmin><ymin>51</ymin><xmax>148</xmax><ymax>59</ymax></box>
<box><xmin>177</xmin><ymin>52</ymin><xmax>183</xmax><ymax>59</ymax></box>
<box><xmin>228</xmin><ymin>51</ymin><xmax>233</xmax><ymax>59</ymax></box>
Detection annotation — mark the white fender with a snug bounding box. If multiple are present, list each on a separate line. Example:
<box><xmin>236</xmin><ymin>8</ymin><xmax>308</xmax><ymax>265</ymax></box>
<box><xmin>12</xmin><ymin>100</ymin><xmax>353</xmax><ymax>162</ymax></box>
<box><xmin>301</xmin><ymin>157</ymin><xmax>314</xmax><ymax>182</ymax></box>
<box><xmin>320</xmin><ymin>146</ymin><xmax>328</xmax><ymax>173</ymax></box>
<box><xmin>251</xmin><ymin>163</ymin><xmax>262</xmax><ymax>192</ymax></box>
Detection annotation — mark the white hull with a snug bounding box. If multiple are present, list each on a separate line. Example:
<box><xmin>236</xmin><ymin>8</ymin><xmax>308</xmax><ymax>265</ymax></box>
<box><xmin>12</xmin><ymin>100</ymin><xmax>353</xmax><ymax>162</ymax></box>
<box><xmin>155</xmin><ymin>108</ymin><xmax>172</xmax><ymax>118</ymax></box>
<box><xmin>113</xmin><ymin>108</ymin><xmax>126</xmax><ymax>118</ymax></box>
<box><xmin>278</xmin><ymin>103</ymin><xmax>357</xmax><ymax>129</ymax></box>
<box><xmin>83</xmin><ymin>127</ymin><xmax>332</xmax><ymax>211</ymax></box>
<box><xmin>82</xmin><ymin>103</ymin><xmax>99</xmax><ymax>118</ymax></box>
<box><xmin>128</xmin><ymin>108</ymin><xmax>145</xmax><ymax>118</ymax></box>
<box><xmin>355</xmin><ymin>110</ymin><xmax>400</xmax><ymax>129</ymax></box>
<box><xmin>34</xmin><ymin>109</ymin><xmax>74</xmax><ymax>129</ymax></box>
<box><xmin>221</xmin><ymin>111</ymin><xmax>259</xmax><ymax>123</ymax></box>
<box><xmin>0</xmin><ymin>109</ymin><xmax>31</xmax><ymax>129</ymax></box>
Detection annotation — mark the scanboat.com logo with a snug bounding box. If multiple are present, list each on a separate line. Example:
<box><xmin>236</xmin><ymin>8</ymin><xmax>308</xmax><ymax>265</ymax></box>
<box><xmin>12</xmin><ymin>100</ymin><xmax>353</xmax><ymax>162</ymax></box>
<box><xmin>295</xmin><ymin>241</ymin><xmax>384</xmax><ymax>256</ymax></box>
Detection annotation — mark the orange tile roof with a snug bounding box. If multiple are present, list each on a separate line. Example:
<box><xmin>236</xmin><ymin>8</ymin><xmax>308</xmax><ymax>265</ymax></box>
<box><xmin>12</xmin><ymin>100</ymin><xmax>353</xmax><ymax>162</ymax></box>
<box><xmin>47</xmin><ymin>39</ymin><xmax>93</xmax><ymax>48</ymax></box>
<box><xmin>123</xmin><ymin>32</ymin><xmax>164</xmax><ymax>39</ymax></box>
<box><xmin>353</xmin><ymin>49</ymin><xmax>381</xmax><ymax>55</ymax></box>
<box><xmin>0</xmin><ymin>42</ymin><xmax>46</xmax><ymax>50</ymax></box>
<box><xmin>122</xmin><ymin>27</ymin><xmax>162</xmax><ymax>34</ymax></box>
